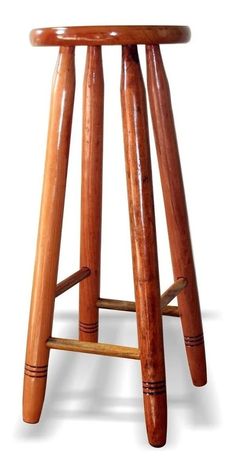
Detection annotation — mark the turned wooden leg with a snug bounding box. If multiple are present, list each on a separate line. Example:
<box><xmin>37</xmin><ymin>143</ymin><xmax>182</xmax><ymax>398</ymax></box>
<box><xmin>79</xmin><ymin>46</ymin><xmax>104</xmax><ymax>342</ymax></box>
<box><xmin>121</xmin><ymin>45</ymin><xmax>167</xmax><ymax>447</ymax></box>
<box><xmin>146</xmin><ymin>44</ymin><xmax>207</xmax><ymax>386</ymax></box>
<box><xmin>23</xmin><ymin>47</ymin><xmax>76</xmax><ymax>422</ymax></box>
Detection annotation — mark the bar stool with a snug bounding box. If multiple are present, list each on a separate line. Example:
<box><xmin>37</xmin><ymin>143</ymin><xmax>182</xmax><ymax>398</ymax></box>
<box><xmin>23</xmin><ymin>25</ymin><xmax>207</xmax><ymax>447</ymax></box>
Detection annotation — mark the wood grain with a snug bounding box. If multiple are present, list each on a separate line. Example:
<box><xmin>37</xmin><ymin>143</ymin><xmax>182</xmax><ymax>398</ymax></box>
<box><xmin>23</xmin><ymin>47</ymin><xmax>76</xmax><ymax>423</ymax></box>
<box><xmin>47</xmin><ymin>337</ymin><xmax>140</xmax><ymax>360</ymax></box>
<box><xmin>121</xmin><ymin>44</ymin><xmax>167</xmax><ymax>447</ymax></box>
<box><xmin>79</xmin><ymin>46</ymin><xmax>104</xmax><ymax>342</ymax></box>
<box><xmin>30</xmin><ymin>25</ymin><xmax>191</xmax><ymax>47</ymax></box>
<box><xmin>146</xmin><ymin>44</ymin><xmax>207</xmax><ymax>387</ymax></box>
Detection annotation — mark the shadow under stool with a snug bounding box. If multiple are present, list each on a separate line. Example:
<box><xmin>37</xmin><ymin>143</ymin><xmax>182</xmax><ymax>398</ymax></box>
<box><xmin>23</xmin><ymin>25</ymin><xmax>207</xmax><ymax>447</ymax></box>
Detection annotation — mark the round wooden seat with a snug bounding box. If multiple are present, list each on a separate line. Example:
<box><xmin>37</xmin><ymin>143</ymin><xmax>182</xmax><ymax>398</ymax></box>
<box><xmin>30</xmin><ymin>25</ymin><xmax>191</xmax><ymax>47</ymax></box>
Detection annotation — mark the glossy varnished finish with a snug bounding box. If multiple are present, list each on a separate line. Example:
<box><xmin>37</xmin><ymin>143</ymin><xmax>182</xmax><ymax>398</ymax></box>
<box><xmin>79</xmin><ymin>46</ymin><xmax>104</xmax><ymax>342</ymax></box>
<box><xmin>30</xmin><ymin>25</ymin><xmax>191</xmax><ymax>47</ymax></box>
<box><xmin>121</xmin><ymin>45</ymin><xmax>167</xmax><ymax>447</ymax></box>
<box><xmin>23</xmin><ymin>47</ymin><xmax>75</xmax><ymax>423</ymax></box>
<box><xmin>146</xmin><ymin>45</ymin><xmax>207</xmax><ymax>386</ymax></box>
<box><xmin>23</xmin><ymin>24</ymin><xmax>207</xmax><ymax>447</ymax></box>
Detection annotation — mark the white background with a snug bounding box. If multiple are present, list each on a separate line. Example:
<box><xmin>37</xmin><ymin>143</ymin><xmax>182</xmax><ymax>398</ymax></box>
<box><xmin>1</xmin><ymin>0</ymin><xmax>235</xmax><ymax>471</ymax></box>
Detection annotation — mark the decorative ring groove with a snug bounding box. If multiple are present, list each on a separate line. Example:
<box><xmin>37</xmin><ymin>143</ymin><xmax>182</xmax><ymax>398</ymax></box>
<box><xmin>25</xmin><ymin>367</ymin><xmax>48</xmax><ymax>373</ymax></box>
<box><xmin>25</xmin><ymin>363</ymin><xmax>48</xmax><ymax>378</ymax></box>
<box><xmin>79</xmin><ymin>321</ymin><xmax>99</xmax><ymax>333</ymax></box>
<box><xmin>184</xmin><ymin>333</ymin><xmax>204</xmax><ymax>347</ymax></box>
<box><xmin>143</xmin><ymin>380</ymin><xmax>166</xmax><ymax>396</ymax></box>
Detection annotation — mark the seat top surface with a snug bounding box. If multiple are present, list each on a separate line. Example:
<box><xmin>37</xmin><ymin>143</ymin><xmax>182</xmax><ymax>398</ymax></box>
<box><xmin>30</xmin><ymin>25</ymin><xmax>191</xmax><ymax>47</ymax></box>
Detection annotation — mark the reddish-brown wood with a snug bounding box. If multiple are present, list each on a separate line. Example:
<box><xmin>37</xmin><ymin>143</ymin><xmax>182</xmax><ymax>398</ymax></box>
<box><xmin>30</xmin><ymin>25</ymin><xmax>191</xmax><ymax>47</ymax></box>
<box><xmin>146</xmin><ymin>44</ymin><xmax>207</xmax><ymax>387</ymax></box>
<box><xmin>79</xmin><ymin>46</ymin><xmax>104</xmax><ymax>342</ymax></box>
<box><xmin>23</xmin><ymin>25</ymin><xmax>207</xmax><ymax>447</ymax></box>
<box><xmin>56</xmin><ymin>267</ymin><xmax>91</xmax><ymax>297</ymax></box>
<box><xmin>23</xmin><ymin>47</ymin><xmax>76</xmax><ymax>423</ymax></box>
<box><xmin>121</xmin><ymin>45</ymin><xmax>167</xmax><ymax>447</ymax></box>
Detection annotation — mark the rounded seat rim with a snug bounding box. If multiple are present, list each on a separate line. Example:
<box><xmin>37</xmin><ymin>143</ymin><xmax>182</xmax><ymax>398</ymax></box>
<box><xmin>30</xmin><ymin>25</ymin><xmax>191</xmax><ymax>47</ymax></box>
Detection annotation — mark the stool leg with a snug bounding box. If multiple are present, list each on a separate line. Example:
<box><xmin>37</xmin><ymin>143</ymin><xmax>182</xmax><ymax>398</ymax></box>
<box><xmin>79</xmin><ymin>46</ymin><xmax>104</xmax><ymax>342</ymax></box>
<box><xmin>23</xmin><ymin>47</ymin><xmax>76</xmax><ymax>423</ymax></box>
<box><xmin>146</xmin><ymin>45</ymin><xmax>207</xmax><ymax>386</ymax></box>
<box><xmin>121</xmin><ymin>45</ymin><xmax>167</xmax><ymax>447</ymax></box>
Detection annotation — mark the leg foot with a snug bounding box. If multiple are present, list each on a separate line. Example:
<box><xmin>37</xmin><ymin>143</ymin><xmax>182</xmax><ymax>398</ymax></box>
<box><xmin>146</xmin><ymin>44</ymin><xmax>207</xmax><ymax>386</ymax></box>
<box><xmin>23</xmin><ymin>47</ymin><xmax>76</xmax><ymax>421</ymax></box>
<box><xmin>23</xmin><ymin>367</ymin><xmax>48</xmax><ymax>423</ymax></box>
<box><xmin>121</xmin><ymin>45</ymin><xmax>167</xmax><ymax>447</ymax></box>
<box><xmin>143</xmin><ymin>382</ymin><xmax>167</xmax><ymax>447</ymax></box>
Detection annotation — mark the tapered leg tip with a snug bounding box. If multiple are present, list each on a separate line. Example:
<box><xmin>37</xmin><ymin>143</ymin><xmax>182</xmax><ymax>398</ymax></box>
<box><xmin>143</xmin><ymin>391</ymin><xmax>167</xmax><ymax>448</ymax></box>
<box><xmin>23</xmin><ymin>374</ymin><xmax>47</xmax><ymax>423</ymax></box>
<box><xmin>148</xmin><ymin>431</ymin><xmax>167</xmax><ymax>448</ymax></box>
<box><xmin>193</xmin><ymin>376</ymin><xmax>207</xmax><ymax>387</ymax></box>
<box><xmin>23</xmin><ymin>417</ymin><xmax>40</xmax><ymax>424</ymax></box>
<box><xmin>186</xmin><ymin>345</ymin><xmax>207</xmax><ymax>387</ymax></box>
<box><xmin>149</xmin><ymin>440</ymin><xmax>166</xmax><ymax>448</ymax></box>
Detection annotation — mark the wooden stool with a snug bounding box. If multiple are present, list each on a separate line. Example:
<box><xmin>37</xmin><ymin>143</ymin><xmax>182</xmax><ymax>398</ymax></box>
<box><xmin>23</xmin><ymin>25</ymin><xmax>207</xmax><ymax>447</ymax></box>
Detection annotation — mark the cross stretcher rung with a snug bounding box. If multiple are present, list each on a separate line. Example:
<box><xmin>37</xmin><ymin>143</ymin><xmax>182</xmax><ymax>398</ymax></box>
<box><xmin>46</xmin><ymin>337</ymin><xmax>140</xmax><ymax>360</ymax></box>
<box><xmin>56</xmin><ymin>267</ymin><xmax>91</xmax><ymax>297</ymax></box>
<box><xmin>97</xmin><ymin>299</ymin><xmax>179</xmax><ymax>317</ymax></box>
<box><xmin>96</xmin><ymin>278</ymin><xmax>187</xmax><ymax>316</ymax></box>
<box><xmin>160</xmin><ymin>277</ymin><xmax>187</xmax><ymax>307</ymax></box>
<box><xmin>49</xmin><ymin>279</ymin><xmax>187</xmax><ymax>360</ymax></box>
